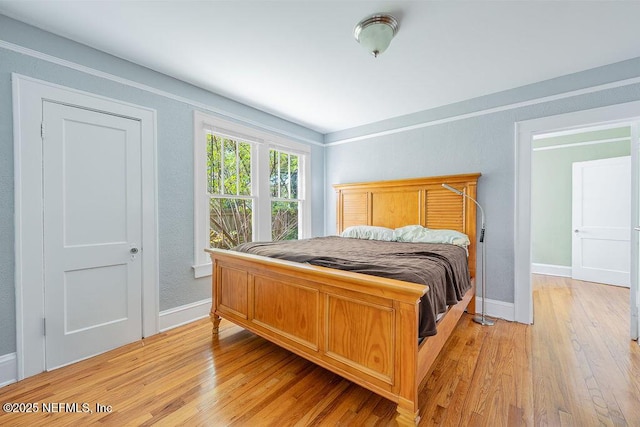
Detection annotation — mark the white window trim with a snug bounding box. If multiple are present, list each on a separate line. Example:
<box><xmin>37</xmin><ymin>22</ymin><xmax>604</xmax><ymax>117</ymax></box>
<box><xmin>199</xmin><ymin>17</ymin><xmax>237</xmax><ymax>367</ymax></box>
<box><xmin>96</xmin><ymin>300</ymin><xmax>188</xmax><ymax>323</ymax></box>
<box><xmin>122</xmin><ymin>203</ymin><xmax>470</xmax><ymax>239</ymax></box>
<box><xmin>193</xmin><ymin>111</ymin><xmax>311</xmax><ymax>278</ymax></box>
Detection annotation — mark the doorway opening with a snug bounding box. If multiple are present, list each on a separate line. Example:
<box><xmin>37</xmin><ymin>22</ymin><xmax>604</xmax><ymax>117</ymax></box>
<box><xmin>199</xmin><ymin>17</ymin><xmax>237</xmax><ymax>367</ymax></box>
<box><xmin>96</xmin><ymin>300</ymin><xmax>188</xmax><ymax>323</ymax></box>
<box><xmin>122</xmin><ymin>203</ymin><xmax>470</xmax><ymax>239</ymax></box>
<box><xmin>514</xmin><ymin>101</ymin><xmax>640</xmax><ymax>341</ymax></box>
<box><xmin>531</xmin><ymin>124</ymin><xmax>633</xmax><ymax>336</ymax></box>
<box><xmin>531</xmin><ymin>124</ymin><xmax>631</xmax><ymax>286</ymax></box>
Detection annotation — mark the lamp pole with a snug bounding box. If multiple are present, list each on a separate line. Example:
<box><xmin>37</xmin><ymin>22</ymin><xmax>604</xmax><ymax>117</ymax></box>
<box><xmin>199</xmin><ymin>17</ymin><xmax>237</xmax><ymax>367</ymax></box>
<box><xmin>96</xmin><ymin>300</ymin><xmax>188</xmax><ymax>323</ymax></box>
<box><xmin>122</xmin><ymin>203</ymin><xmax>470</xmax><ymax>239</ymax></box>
<box><xmin>442</xmin><ymin>184</ymin><xmax>494</xmax><ymax>326</ymax></box>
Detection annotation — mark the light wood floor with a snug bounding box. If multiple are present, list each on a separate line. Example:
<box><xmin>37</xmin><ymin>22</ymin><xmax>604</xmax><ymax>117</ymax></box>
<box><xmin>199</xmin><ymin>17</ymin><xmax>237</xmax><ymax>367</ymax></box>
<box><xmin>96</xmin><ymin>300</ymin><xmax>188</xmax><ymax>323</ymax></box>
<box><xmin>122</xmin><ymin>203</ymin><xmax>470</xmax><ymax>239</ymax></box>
<box><xmin>1</xmin><ymin>275</ymin><xmax>639</xmax><ymax>426</ymax></box>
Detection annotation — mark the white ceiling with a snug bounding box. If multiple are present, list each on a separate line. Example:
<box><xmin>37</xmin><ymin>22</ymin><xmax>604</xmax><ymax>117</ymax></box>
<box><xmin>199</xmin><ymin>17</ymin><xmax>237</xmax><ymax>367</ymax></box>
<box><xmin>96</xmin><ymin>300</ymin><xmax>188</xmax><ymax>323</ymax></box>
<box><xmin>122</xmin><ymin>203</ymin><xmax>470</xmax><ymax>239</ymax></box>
<box><xmin>1</xmin><ymin>1</ymin><xmax>640</xmax><ymax>134</ymax></box>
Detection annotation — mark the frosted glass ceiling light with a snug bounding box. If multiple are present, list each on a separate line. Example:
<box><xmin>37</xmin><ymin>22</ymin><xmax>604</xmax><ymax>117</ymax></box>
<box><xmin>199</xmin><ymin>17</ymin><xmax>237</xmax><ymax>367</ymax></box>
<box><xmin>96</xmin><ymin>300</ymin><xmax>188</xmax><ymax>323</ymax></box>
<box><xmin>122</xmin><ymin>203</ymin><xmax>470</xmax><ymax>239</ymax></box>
<box><xmin>354</xmin><ymin>14</ymin><xmax>399</xmax><ymax>58</ymax></box>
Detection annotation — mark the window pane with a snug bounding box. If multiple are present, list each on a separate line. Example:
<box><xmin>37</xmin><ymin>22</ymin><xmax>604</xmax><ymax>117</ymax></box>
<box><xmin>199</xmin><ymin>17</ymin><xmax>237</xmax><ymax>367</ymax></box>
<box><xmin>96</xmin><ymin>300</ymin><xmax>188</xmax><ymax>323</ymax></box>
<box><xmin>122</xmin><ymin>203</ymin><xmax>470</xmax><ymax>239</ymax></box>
<box><xmin>269</xmin><ymin>149</ymin><xmax>278</xmax><ymax>197</ymax></box>
<box><xmin>272</xmin><ymin>201</ymin><xmax>298</xmax><ymax>241</ymax></box>
<box><xmin>223</xmin><ymin>138</ymin><xmax>237</xmax><ymax>195</ymax></box>
<box><xmin>290</xmin><ymin>154</ymin><xmax>299</xmax><ymax>199</ymax></box>
<box><xmin>207</xmin><ymin>134</ymin><xmax>221</xmax><ymax>194</ymax></box>
<box><xmin>238</xmin><ymin>142</ymin><xmax>251</xmax><ymax>196</ymax></box>
<box><xmin>210</xmin><ymin>198</ymin><xmax>253</xmax><ymax>249</ymax></box>
<box><xmin>279</xmin><ymin>152</ymin><xmax>289</xmax><ymax>199</ymax></box>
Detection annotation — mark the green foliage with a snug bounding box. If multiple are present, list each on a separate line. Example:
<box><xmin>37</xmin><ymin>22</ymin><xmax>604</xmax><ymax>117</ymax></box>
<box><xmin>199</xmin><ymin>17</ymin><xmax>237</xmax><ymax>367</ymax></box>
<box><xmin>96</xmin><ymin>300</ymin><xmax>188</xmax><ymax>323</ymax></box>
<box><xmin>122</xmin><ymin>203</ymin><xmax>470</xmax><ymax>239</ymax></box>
<box><xmin>270</xmin><ymin>149</ymin><xmax>298</xmax><ymax>199</ymax></box>
<box><xmin>207</xmin><ymin>134</ymin><xmax>251</xmax><ymax>196</ymax></box>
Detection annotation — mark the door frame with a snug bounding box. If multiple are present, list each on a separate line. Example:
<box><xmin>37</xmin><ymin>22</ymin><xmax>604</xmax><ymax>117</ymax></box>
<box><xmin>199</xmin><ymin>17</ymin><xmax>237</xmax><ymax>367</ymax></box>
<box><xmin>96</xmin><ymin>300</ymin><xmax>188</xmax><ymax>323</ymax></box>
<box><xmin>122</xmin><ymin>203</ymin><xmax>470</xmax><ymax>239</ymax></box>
<box><xmin>13</xmin><ymin>74</ymin><xmax>159</xmax><ymax>379</ymax></box>
<box><xmin>515</xmin><ymin>100</ymin><xmax>640</xmax><ymax>341</ymax></box>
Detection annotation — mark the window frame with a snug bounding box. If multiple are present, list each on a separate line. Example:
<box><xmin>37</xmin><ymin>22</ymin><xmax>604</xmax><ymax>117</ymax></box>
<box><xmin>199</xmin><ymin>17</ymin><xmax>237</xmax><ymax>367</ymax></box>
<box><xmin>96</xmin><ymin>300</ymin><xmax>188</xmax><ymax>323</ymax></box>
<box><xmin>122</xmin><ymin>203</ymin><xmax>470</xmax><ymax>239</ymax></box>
<box><xmin>193</xmin><ymin>111</ymin><xmax>311</xmax><ymax>278</ymax></box>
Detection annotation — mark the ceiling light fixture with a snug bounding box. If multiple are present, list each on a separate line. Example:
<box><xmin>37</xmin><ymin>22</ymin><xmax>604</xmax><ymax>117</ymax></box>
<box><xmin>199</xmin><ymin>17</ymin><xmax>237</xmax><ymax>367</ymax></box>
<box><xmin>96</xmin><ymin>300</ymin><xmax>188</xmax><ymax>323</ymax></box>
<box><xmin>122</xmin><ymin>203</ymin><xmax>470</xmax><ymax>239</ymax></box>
<box><xmin>354</xmin><ymin>14</ymin><xmax>399</xmax><ymax>58</ymax></box>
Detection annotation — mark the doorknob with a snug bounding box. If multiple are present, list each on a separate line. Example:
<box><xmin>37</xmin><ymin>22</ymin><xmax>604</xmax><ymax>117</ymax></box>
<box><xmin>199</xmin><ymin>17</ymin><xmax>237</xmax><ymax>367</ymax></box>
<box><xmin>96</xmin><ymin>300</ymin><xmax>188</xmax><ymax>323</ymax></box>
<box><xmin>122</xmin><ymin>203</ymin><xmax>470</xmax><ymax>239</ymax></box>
<box><xmin>130</xmin><ymin>247</ymin><xmax>139</xmax><ymax>254</ymax></box>
<box><xmin>634</xmin><ymin>227</ymin><xmax>640</xmax><ymax>232</ymax></box>
<box><xmin>574</xmin><ymin>229</ymin><xmax>580</xmax><ymax>233</ymax></box>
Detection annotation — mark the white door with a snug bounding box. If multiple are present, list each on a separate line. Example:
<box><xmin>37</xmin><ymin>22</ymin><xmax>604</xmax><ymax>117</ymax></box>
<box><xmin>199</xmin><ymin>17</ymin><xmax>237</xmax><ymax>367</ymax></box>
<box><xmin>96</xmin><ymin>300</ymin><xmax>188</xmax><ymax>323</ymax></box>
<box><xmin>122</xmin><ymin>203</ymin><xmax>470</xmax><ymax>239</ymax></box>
<box><xmin>43</xmin><ymin>101</ymin><xmax>143</xmax><ymax>370</ymax></box>
<box><xmin>572</xmin><ymin>156</ymin><xmax>631</xmax><ymax>287</ymax></box>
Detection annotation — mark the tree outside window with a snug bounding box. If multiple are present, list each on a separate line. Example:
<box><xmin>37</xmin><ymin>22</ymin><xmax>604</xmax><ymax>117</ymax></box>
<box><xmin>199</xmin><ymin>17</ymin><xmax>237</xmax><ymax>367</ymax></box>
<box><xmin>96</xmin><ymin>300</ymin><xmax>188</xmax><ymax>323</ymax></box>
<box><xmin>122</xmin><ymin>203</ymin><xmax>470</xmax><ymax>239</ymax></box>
<box><xmin>207</xmin><ymin>133</ymin><xmax>253</xmax><ymax>249</ymax></box>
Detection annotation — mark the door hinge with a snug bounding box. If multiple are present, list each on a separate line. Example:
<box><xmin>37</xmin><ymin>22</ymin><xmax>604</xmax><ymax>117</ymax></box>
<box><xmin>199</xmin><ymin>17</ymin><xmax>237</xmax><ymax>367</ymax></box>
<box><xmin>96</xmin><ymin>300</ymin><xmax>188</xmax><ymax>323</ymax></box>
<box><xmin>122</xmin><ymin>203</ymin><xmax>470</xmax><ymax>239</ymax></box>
<box><xmin>43</xmin><ymin>317</ymin><xmax>46</xmax><ymax>336</ymax></box>
<box><xmin>40</xmin><ymin>122</ymin><xmax>44</xmax><ymax>139</ymax></box>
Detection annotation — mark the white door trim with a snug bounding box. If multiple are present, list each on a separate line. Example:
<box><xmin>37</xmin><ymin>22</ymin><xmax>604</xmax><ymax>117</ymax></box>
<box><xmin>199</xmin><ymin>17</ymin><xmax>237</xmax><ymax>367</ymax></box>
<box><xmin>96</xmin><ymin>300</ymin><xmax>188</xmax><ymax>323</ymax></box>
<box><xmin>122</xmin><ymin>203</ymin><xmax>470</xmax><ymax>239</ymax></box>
<box><xmin>13</xmin><ymin>73</ymin><xmax>159</xmax><ymax>379</ymax></box>
<box><xmin>515</xmin><ymin>100</ymin><xmax>640</xmax><ymax>326</ymax></box>
<box><xmin>631</xmin><ymin>122</ymin><xmax>640</xmax><ymax>340</ymax></box>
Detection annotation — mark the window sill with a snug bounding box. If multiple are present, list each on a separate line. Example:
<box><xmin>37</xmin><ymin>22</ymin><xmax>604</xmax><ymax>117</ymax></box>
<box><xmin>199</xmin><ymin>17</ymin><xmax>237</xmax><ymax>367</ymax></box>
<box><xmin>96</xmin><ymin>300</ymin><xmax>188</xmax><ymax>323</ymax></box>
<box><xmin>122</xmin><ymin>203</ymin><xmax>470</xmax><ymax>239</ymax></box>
<box><xmin>192</xmin><ymin>262</ymin><xmax>212</xmax><ymax>279</ymax></box>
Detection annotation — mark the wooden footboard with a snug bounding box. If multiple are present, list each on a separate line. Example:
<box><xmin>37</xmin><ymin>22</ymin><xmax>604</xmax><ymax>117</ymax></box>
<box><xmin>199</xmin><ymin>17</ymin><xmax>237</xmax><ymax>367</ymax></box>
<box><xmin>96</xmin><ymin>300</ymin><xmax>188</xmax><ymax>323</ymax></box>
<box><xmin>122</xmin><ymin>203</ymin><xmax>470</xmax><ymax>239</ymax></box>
<box><xmin>207</xmin><ymin>248</ymin><xmax>475</xmax><ymax>425</ymax></box>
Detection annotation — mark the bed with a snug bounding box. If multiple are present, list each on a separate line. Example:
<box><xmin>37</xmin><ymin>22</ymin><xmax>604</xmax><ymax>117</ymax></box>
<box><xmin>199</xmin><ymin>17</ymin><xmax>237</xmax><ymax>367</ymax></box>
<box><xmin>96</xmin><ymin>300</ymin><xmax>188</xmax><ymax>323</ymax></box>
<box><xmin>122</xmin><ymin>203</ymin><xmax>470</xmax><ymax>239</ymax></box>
<box><xmin>205</xmin><ymin>173</ymin><xmax>480</xmax><ymax>426</ymax></box>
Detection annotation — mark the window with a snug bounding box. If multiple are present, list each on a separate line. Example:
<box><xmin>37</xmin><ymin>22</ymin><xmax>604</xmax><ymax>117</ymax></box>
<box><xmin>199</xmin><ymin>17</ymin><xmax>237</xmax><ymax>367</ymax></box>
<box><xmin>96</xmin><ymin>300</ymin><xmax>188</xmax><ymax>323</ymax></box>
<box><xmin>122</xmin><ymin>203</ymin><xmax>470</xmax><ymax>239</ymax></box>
<box><xmin>270</xmin><ymin>149</ymin><xmax>300</xmax><ymax>241</ymax></box>
<box><xmin>193</xmin><ymin>111</ymin><xmax>311</xmax><ymax>277</ymax></box>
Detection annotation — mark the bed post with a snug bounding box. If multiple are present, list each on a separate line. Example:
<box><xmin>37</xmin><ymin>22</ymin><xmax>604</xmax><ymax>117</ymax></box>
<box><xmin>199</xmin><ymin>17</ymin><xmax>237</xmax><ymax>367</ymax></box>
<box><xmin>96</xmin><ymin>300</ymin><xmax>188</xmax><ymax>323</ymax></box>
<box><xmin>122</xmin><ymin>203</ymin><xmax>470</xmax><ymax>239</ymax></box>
<box><xmin>396</xmin><ymin>404</ymin><xmax>420</xmax><ymax>427</ymax></box>
<box><xmin>210</xmin><ymin>258</ymin><xmax>222</xmax><ymax>334</ymax></box>
<box><xmin>210</xmin><ymin>312</ymin><xmax>221</xmax><ymax>335</ymax></box>
<box><xmin>394</xmin><ymin>300</ymin><xmax>421</xmax><ymax>426</ymax></box>
<box><xmin>466</xmin><ymin>282</ymin><xmax>477</xmax><ymax>315</ymax></box>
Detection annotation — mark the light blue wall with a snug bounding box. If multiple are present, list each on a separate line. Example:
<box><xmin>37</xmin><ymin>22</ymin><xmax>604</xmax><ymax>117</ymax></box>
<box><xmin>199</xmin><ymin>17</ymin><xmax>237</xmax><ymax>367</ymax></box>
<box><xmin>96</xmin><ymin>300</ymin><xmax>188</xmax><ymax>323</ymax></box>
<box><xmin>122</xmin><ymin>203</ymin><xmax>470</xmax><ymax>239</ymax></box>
<box><xmin>0</xmin><ymin>15</ymin><xmax>325</xmax><ymax>356</ymax></box>
<box><xmin>324</xmin><ymin>58</ymin><xmax>640</xmax><ymax>304</ymax></box>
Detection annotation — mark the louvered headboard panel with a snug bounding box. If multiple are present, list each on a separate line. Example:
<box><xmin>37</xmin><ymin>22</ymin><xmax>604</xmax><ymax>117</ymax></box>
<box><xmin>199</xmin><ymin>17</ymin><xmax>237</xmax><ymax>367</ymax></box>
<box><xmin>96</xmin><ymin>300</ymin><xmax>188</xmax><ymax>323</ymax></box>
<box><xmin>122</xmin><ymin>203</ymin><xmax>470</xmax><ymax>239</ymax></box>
<box><xmin>424</xmin><ymin>187</ymin><xmax>465</xmax><ymax>231</ymax></box>
<box><xmin>334</xmin><ymin>173</ymin><xmax>481</xmax><ymax>277</ymax></box>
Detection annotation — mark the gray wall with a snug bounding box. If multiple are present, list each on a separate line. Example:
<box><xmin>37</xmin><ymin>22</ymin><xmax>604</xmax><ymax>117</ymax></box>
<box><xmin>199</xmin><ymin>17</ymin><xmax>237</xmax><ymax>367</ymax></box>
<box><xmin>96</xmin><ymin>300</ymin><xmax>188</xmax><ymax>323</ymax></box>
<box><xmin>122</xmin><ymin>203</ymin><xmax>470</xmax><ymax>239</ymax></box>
<box><xmin>324</xmin><ymin>58</ymin><xmax>640</xmax><ymax>304</ymax></box>
<box><xmin>532</xmin><ymin>127</ymin><xmax>631</xmax><ymax>266</ymax></box>
<box><xmin>0</xmin><ymin>16</ymin><xmax>325</xmax><ymax>356</ymax></box>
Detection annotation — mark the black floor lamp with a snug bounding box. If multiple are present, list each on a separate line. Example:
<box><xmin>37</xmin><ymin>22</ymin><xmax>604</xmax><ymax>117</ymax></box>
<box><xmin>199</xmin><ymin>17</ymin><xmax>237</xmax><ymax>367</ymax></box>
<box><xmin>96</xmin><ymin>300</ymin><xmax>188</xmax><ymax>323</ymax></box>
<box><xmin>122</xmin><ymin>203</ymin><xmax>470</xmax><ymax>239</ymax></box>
<box><xmin>442</xmin><ymin>183</ymin><xmax>494</xmax><ymax>326</ymax></box>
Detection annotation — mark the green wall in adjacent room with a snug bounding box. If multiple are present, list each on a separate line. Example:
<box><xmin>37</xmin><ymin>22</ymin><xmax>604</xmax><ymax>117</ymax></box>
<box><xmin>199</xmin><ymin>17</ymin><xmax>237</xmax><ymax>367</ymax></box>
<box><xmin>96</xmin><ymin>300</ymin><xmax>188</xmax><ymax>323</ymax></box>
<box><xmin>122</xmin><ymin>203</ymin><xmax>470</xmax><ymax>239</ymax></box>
<box><xmin>532</xmin><ymin>127</ymin><xmax>631</xmax><ymax>267</ymax></box>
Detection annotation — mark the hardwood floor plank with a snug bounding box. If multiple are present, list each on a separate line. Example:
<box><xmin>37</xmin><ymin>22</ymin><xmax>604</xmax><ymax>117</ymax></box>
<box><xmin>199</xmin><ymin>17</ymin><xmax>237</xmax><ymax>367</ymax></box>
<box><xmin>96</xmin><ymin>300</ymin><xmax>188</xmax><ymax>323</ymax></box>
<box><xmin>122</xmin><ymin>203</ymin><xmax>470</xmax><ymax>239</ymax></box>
<box><xmin>1</xmin><ymin>275</ymin><xmax>639</xmax><ymax>426</ymax></box>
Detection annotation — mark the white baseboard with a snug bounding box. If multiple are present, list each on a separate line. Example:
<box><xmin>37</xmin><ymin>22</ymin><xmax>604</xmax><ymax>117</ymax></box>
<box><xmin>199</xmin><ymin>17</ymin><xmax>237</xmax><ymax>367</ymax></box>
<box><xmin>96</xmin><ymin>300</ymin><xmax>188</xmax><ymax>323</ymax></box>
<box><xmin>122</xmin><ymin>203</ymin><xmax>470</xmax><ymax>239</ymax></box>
<box><xmin>475</xmin><ymin>297</ymin><xmax>515</xmax><ymax>322</ymax></box>
<box><xmin>0</xmin><ymin>353</ymin><xmax>17</xmax><ymax>388</ymax></box>
<box><xmin>531</xmin><ymin>263</ymin><xmax>572</xmax><ymax>277</ymax></box>
<box><xmin>159</xmin><ymin>298</ymin><xmax>212</xmax><ymax>332</ymax></box>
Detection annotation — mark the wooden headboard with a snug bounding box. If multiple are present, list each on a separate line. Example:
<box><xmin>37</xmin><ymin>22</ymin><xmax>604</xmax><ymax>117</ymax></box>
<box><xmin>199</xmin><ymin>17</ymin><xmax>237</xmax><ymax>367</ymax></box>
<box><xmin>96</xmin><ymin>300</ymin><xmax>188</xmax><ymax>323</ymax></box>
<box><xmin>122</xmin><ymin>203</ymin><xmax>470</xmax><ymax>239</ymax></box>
<box><xmin>334</xmin><ymin>173</ymin><xmax>481</xmax><ymax>278</ymax></box>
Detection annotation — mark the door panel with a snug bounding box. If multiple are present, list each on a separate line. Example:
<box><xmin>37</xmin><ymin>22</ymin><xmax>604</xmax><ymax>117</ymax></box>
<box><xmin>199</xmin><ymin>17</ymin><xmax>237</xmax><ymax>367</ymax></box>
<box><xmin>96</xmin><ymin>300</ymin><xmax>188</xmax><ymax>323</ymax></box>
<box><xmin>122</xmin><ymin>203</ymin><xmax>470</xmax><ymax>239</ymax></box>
<box><xmin>64</xmin><ymin>265</ymin><xmax>128</xmax><ymax>333</ymax></box>
<box><xmin>572</xmin><ymin>156</ymin><xmax>631</xmax><ymax>287</ymax></box>
<box><xmin>62</xmin><ymin>120</ymin><xmax>128</xmax><ymax>245</ymax></box>
<box><xmin>43</xmin><ymin>101</ymin><xmax>142</xmax><ymax>370</ymax></box>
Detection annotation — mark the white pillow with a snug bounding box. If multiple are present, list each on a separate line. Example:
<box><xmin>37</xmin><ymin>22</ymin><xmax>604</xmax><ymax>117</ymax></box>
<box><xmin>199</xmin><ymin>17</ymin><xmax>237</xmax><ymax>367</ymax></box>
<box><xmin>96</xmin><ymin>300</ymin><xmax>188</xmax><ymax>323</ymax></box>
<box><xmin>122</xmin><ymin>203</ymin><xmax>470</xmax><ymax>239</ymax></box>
<box><xmin>394</xmin><ymin>225</ymin><xmax>424</xmax><ymax>241</ymax></box>
<box><xmin>395</xmin><ymin>225</ymin><xmax>470</xmax><ymax>248</ymax></box>
<box><xmin>340</xmin><ymin>225</ymin><xmax>396</xmax><ymax>241</ymax></box>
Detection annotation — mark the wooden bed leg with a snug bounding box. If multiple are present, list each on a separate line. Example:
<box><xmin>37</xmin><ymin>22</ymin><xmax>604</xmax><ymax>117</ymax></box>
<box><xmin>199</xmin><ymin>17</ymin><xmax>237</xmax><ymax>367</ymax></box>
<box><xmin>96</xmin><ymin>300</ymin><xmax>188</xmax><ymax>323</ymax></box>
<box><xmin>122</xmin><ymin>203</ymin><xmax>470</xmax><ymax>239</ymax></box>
<box><xmin>467</xmin><ymin>278</ymin><xmax>477</xmax><ymax>315</ymax></box>
<box><xmin>467</xmin><ymin>294</ymin><xmax>476</xmax><ymax>314</ymax></box>
<box><xmin>210</xmin><ymin>312</ymin><xmax>221</xmax><ymax>335</ymax></box>
<box><xmin>396</xmin><ymin>404</ymin><xmax>420</xmax><ymax>426</ymax></box>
